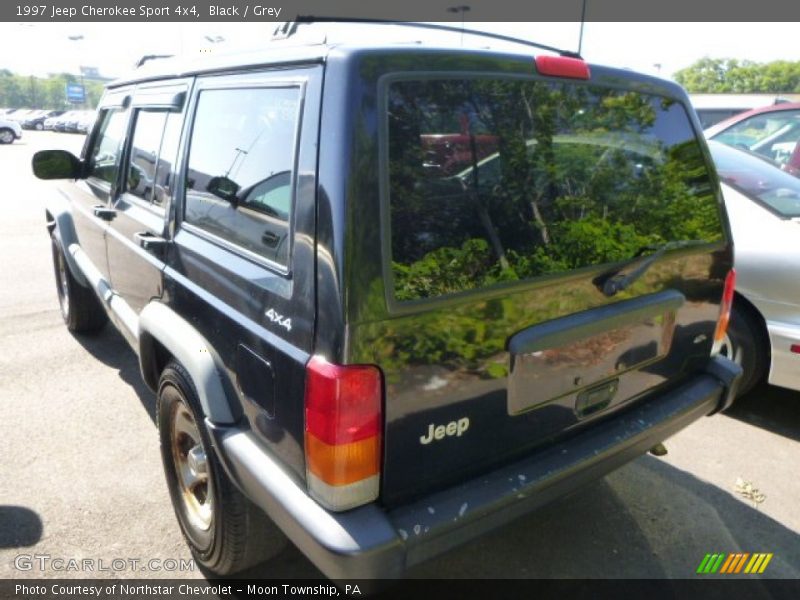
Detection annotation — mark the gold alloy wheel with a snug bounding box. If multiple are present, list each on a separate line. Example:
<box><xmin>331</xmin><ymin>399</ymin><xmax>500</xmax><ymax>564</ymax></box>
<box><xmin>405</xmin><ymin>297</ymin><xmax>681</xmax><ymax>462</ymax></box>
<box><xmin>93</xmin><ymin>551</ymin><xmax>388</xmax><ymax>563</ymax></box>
<box><xmin>170</xmin><ymin>401</ymin><xmax>213</xmax><ymax>531</ymax></box>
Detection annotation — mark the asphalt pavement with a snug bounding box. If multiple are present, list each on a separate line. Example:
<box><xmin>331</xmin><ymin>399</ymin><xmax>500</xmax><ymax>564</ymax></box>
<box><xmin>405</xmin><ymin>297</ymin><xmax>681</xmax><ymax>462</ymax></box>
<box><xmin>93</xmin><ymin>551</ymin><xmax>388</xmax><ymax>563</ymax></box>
<box><xmin>0</xmin><ymin>131</ymin><xmax>798</xmax><ymax>582</ymax></box>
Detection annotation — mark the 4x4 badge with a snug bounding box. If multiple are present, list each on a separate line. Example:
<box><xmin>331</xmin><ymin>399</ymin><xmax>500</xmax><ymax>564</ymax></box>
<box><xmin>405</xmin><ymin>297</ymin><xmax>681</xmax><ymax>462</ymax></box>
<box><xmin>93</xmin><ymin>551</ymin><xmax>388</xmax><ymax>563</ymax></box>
<box><xmin>265</xmin><ymin>308</ymin><xmax>292</xmax><ymax>332</ymax></box>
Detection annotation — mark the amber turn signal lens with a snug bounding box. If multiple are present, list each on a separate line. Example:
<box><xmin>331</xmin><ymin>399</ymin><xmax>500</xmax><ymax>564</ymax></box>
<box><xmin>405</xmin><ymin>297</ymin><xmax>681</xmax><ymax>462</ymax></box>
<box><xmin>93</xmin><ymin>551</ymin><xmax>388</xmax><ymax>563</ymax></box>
<box><xmin>305</xmin><ymin>433</ymin><xmax>380</xmax><ymax>486</ymax></box>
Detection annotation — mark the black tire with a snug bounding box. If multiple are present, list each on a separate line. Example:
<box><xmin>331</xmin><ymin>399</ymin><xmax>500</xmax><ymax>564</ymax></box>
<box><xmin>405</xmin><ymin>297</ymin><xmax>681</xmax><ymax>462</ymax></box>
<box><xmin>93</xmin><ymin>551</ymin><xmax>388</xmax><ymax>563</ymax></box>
<box><xmin>157</xmin><ymin>361</ymin><xmax>286</xmax><ymax>576</ymax></box>
<box><xmin>51</xmin><ymin>235</ymin><xmax>107</xmax><ymax>333</ymax></box>
<box><xmin>0</xmin><ymin>128</ymin><xmax>14</xmax><ymax>144</ymax></box>
<box><xmin>35</xmin><ymin>123</ymin><xmax>44</xmax><ymax>131</ymax></box>
<box><xmin>719</xmin><ymin>302</ymin><xmax>769</xmax><ymax>398</ymax></box>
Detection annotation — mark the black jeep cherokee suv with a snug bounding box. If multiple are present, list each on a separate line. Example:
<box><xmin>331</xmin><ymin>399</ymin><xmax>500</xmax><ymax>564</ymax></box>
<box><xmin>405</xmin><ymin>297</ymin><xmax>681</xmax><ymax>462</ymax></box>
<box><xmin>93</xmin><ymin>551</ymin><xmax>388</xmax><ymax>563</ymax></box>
<box><xmin>33</xmin><ymin>23</ymin><xmax>741</xmax><ymax>580</ymax></box>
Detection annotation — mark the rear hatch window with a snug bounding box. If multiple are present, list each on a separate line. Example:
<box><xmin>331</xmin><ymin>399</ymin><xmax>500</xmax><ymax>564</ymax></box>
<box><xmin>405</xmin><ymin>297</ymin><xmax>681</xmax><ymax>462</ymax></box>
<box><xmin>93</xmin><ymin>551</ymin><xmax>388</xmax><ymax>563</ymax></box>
<box><xmin>387</xmin><ymin>78</ymin><xmax>722</xmax><ymax>301</ymax></box>
<box><xmin>364</xmin><ymin>73</ymin><xmax>727</xmax><ymax>505</ymax></box>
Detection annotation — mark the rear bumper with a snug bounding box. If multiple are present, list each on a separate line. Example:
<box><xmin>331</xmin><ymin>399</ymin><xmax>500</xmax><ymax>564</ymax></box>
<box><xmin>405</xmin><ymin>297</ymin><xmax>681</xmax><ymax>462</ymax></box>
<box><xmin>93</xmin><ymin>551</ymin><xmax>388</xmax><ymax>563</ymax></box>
<box><xmin>208</xmin><ymin>356</ymin><xmax>741</xmax><ymax>580</ymax></box>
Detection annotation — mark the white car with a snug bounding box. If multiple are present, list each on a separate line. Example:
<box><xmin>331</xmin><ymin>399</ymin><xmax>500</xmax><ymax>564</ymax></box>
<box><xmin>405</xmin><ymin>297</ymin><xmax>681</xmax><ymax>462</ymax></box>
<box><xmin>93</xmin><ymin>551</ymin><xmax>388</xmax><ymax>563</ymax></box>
<box><xmin>710</xmin><ymin>140</ymin><xmax>800</xmax><ymax>395</ymax></box>
<box><xmin>0</xmin><ymin>118</ymin><xmax>22</xmax><ymax>144</ymax></box>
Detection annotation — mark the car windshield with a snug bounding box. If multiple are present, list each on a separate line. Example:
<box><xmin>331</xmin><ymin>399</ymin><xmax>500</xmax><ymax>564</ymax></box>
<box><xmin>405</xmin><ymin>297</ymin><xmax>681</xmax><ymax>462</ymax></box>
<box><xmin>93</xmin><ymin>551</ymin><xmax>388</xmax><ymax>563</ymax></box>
<box><xmin>710</xmin><ymin>108</ymin><xmax>800</xmax><ymax>168</ymax></box>
<box><xmin>710</xmin><ymin>140</ymin><xmax>800</xmax><ymax>218</ymax></box>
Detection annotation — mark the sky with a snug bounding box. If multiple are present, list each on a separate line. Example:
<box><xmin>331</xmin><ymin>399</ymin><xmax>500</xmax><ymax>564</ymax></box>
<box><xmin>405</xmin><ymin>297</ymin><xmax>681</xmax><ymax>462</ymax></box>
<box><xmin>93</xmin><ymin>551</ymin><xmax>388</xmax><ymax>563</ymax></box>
<box><xmin>0</xmin><ymin>22</ymin><xmax>798</xmax><ymax>81</ymax></box>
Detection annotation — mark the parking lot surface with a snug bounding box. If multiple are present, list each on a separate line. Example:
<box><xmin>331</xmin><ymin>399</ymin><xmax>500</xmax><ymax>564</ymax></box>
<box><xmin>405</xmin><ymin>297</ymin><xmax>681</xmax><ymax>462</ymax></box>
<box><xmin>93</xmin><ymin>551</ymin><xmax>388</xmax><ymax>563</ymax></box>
<box><xmin>1</xmin><ymin>131</ymin><xmax>798</xmax><ymax>581</ymax></box>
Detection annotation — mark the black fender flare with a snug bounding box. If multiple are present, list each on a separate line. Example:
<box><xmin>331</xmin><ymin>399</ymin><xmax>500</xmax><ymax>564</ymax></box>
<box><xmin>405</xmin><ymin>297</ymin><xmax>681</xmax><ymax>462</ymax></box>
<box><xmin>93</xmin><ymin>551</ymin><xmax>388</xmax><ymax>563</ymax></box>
<box><xmin>45</xmin><ymin>194</ymin><xmax>89</xmax><ymax>288</ymax></box>
<box><xmin>138</xmin><ymin>302</ymin><xmax>239</xmax><ymax>424</ymax></box>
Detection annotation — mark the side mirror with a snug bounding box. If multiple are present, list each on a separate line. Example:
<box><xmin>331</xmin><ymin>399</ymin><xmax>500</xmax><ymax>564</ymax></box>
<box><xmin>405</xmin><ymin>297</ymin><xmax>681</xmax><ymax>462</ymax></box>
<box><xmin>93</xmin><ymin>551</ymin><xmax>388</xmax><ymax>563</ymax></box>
<box><xmin>32</xmin><ymin>150</ymin><xmax>83</xmax><ymax>180</ymax></box>
<box><xmin>206</xmin><ymin>176</ymin><xmax>240</xmax><ymax>206</ymax></box>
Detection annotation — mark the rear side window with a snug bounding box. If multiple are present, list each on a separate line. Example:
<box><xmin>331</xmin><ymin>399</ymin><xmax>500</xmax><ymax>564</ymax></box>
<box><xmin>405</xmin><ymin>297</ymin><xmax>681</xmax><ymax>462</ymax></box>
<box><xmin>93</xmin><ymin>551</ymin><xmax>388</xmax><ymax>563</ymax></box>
<box><xmin>386</xmin><ymin>78</ymin><xmax>723</xmax><ymax>301</ymax></box>
<box><xmin>126</xmin><ymin>110</ymin><xmax>168</xmax><ymax>204</ymax></box>
<box><xmin>184</xmin><ymin>86</ymin><xmax>301</xmax><ymax>268</ymax></box>
<box><xmin>124</xmin><ymin>109</ymin><xmax>182</xmax><ymax>210</ymax></box>
<box><xmin>153</xmin><ymin>113</ymin><xmax>182</xmax><ymax>208</ymax></box>
<box><xmin>87</xmin><ymin>109</ymin><xmax>129</xmax><ymax>185</ymax></box>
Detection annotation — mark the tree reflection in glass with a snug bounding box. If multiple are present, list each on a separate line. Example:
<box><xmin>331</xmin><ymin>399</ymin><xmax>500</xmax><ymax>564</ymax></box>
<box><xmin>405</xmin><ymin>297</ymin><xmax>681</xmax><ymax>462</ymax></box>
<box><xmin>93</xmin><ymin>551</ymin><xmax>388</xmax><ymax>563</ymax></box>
<box><xmin>387</xmin><ymin>78</ymin><xmax>722</xmax><ymax>301</ymax></box>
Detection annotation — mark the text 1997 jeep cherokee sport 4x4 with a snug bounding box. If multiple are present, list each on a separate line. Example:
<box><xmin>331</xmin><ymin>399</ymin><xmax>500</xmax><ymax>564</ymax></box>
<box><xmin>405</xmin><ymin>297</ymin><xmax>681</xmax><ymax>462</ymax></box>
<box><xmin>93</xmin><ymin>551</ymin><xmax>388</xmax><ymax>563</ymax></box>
<box><xmin>33</xmin><ymin>22</ymin><xmax>741</xmax><ymax>580</ymax></box>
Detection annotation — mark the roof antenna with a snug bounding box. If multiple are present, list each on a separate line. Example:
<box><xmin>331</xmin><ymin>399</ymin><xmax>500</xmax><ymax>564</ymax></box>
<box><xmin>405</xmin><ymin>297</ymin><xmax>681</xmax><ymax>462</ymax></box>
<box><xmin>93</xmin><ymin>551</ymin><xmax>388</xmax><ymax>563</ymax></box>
<box><xmin>446</xmin><ymin>5</ymin><xmax>471</xmax><ymax>46</ymax></box>
<box><xmin>577</xmin><ymin>0</ymin><xmax>587</xmax><ymax>57</ymax></box>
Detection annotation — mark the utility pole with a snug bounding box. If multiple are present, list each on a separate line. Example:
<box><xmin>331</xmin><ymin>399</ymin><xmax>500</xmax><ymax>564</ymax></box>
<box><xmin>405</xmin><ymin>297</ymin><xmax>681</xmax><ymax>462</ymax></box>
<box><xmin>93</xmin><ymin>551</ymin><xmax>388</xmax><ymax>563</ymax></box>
<box><xmin>446</xmin><ymin>5</ymin><xmax>470</xmax><ymax>46</ymax></box>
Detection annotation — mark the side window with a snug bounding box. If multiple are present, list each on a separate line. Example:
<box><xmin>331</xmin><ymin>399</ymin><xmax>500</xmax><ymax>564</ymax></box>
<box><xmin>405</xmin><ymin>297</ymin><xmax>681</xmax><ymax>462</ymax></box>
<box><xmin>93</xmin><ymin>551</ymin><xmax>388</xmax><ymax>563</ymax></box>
<box><xmin>184</xmin><ymin>86</ymin><xmax>301</xmax><ymax>267</ymax></box>
<box><xmin>152</xmin><ymin>112</ymin><xmax>183</xmax><ymax>208</ymax></box>
<box><xmin>126</xmin><ymin>110</ymin><xmax>168</xmax><ymax>203</ymax></box>
<box><xmin>87</xmin><ymin>109</ymin><xmax>129</xmax><ymax>185</ymax></box>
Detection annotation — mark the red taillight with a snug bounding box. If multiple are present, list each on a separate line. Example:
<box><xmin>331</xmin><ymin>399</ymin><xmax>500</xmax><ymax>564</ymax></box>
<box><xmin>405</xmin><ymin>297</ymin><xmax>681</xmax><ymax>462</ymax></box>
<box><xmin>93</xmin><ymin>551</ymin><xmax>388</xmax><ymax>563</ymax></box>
<box><xmin>791</xmin><ymin>344</ymin><xmax>800</xmax><ymax>355</ymax></box>
<box><xmin>712</xmin><ymin>269</ymin><xmax>736</xmax><ymax>354</ymax></box>
<box><xmin>304</xmin><ymin>356</ymin><xmax>382</xmax><ymax>511</ymax></box>
<box><xmin>534</xmin><ymin>55</ymin><xmax>591</xmax><ymax>80</ymax></box>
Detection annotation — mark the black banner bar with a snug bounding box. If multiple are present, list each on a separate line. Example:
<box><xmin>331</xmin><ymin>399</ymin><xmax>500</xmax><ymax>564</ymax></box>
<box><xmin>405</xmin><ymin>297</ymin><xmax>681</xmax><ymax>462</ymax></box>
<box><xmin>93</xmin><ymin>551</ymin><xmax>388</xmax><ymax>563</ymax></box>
<box><xmin>3</xmin><ymin>579</ymin><xmax>800</xmax><ymax>600</ymax></box>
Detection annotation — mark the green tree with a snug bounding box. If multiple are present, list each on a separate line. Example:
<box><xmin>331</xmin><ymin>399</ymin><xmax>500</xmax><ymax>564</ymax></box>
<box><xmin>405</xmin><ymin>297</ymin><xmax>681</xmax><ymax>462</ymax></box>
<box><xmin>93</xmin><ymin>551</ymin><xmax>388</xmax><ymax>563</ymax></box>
<box><xmin>674</xmin><ymin>58</ymin><xmax>800</xmax><ymax>93</ymax></box>
<box><xmin>0</xmin><ymin>70</ymin><xmax>103</xmax><ymax>109</ymax></box>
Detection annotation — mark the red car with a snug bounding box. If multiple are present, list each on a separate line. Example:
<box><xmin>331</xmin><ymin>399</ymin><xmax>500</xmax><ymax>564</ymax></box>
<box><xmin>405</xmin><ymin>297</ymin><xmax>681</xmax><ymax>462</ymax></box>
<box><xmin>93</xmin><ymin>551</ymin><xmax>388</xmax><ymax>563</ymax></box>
<box><xmin>705</xmin><ymin>102</ymin><xmax>800</xmax><ymax>176</ymax></box>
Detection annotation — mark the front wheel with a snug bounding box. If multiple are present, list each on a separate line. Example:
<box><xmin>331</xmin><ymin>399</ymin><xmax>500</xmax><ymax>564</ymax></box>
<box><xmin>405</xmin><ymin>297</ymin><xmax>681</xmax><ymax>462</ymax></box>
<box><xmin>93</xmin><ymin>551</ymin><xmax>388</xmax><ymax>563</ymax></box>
<box><xmin>0</xmin><ymin>128</ymin><xmax>14</xmax><ymax>144</ymax></box>
<box><xmin>51</xmin><ymin>235</ymin><xmax>107</xmax><ymax>332</ymax></box>
<box><xmin>158</xmin><ymin>362</ymin><xmax>286</xmax><ymax>575</ymax></box>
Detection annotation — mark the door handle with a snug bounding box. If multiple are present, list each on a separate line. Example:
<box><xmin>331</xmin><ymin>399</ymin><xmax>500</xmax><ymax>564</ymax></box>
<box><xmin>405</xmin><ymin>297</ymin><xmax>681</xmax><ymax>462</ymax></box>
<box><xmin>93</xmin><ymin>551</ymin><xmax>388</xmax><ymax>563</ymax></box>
<box><xmin>261</xmin><ymin>231</ymin><xmax>280</xmax><ymax>247</ymax></box>
<box><xmin>92</xmin><ymin>205</ymin><xmax>116</xmax><ymax>221</ymax></box>
<box><xmin>134</xmin><ymin>231</ymin><xmax>168</xmax><ymax>251</ymax></box>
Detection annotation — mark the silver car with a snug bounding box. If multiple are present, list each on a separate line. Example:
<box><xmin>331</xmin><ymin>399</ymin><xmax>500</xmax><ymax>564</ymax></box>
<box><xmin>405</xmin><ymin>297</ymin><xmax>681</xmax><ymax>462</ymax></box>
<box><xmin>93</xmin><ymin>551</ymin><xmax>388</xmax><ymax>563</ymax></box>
<box><xmin>710</xmin><ymin>140</ymin><xmax>800</xmax><ymax>396</ymax></box>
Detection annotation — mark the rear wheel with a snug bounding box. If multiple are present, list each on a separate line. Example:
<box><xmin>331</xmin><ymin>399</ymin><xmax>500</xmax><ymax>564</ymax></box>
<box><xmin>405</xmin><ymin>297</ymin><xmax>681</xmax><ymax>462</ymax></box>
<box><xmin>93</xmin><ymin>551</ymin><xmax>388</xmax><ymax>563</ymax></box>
<box><xmin>717</xmin><ymin>302</ymin><xmax>769</xmax><ymax>398</ymax></box>
<box><xmin>158</xmin><ymin>361</ymin><xmax>286</xmax><ymax>575</ymax></box>
<box><xmin>51</xmin><ymin>235</ymin><xmax>107</xmax><ymax>332</ymax></box>
<box><xmin>0</xmin><ymin>128</ymin><xmax>14</xmax><ymax>144</ymax></box>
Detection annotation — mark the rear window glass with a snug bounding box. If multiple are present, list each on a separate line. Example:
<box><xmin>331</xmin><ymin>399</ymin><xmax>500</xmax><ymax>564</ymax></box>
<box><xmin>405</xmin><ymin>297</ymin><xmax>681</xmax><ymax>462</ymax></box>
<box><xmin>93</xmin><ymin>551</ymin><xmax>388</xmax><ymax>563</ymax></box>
<box><xmin>387</xmin><ymin>78</ymin><xmax>723</xmax><ymax>302</ymax></box>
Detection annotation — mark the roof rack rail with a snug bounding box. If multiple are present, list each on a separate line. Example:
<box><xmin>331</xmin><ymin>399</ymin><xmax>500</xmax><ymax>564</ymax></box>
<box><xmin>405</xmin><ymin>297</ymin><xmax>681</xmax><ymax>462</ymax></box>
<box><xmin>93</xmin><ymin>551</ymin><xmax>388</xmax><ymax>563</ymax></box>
<box><xmin>287</xmin><ymin>17</ymin><xmax>582</xmax><ymax>58</ymax></box>
<box><xmin>135</xmin><ymin>54</ymin><xmax>174</xmax><ymax>68</ymax></box>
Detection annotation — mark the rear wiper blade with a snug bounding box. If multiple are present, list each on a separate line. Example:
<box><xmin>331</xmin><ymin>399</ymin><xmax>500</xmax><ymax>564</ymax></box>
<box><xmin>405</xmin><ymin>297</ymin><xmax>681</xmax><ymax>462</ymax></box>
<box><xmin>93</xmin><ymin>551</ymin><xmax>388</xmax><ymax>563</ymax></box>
<box><xmin>596</xmin><ymin>240</ymin><xmax>707</xmax><ymax>297</ymax></box>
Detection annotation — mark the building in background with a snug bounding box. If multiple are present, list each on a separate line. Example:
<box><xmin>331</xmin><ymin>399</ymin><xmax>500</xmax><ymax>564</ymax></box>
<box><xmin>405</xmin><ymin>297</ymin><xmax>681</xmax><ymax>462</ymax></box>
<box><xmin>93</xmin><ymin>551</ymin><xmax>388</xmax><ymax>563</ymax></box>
<box><xmin>690</xmin><ymin>93</ymin><xmax>800</xmax><ymax>129</ymax></box>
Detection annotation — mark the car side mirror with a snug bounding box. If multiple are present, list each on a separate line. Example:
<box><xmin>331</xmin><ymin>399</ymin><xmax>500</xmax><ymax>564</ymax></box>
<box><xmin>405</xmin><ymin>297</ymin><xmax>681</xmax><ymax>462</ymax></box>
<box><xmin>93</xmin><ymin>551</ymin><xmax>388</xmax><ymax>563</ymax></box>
<box><xmin>32</xmin><ymin>150</ymin><xmax>83</xmax><ymax>180</ymax></box>
<box><xmin>206</xmin><ymin>176</ymin><xmax>240</xmax><ymax>206</ymax></box>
